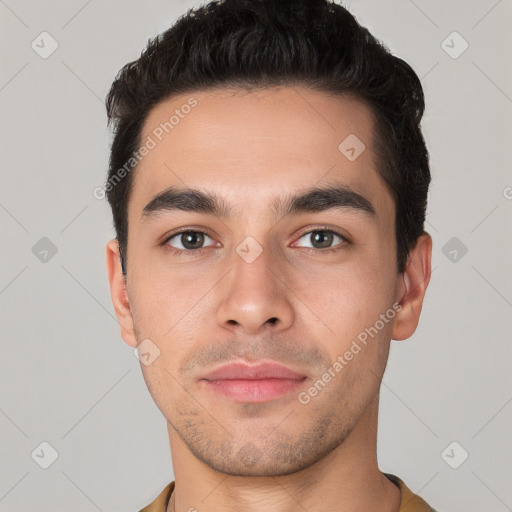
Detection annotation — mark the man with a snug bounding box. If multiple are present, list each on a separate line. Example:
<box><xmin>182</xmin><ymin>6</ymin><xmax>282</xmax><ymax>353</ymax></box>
<box><xmin>104</xmin><ymin>0</ymin><xmax>437</xmax><ymax>510</ymax></box>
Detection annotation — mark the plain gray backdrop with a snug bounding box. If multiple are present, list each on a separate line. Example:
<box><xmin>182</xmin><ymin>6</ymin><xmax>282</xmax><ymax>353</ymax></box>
<box><xmin>1</xmin><ymin>0</ymin><xmax>511</xmax><ymax>511</ymax></box>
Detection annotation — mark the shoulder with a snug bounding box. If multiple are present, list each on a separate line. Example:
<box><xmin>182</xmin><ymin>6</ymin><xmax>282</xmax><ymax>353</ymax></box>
<box><xmin>384</xmin><ymin>473</ymin><xmax>439</xmax><ymax>512</ymax></box>
<box><xmin>138</xmin><ymin>481</ymin><xmax>175</xmax><ymax>512</ymax></box>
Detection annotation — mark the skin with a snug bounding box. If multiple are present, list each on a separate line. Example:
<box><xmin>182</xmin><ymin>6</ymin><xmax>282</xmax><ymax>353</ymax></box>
<box><xmin>106</xmin><ymin>86</ymin><xmax>431</xmax><ymax>512</ymax></box>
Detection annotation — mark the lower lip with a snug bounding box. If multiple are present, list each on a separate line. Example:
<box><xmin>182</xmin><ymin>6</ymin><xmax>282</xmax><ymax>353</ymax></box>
<box><xmin>202</xmin><ymin>378</ymin><xmax>307</xmax><ymax>402</ymax></box>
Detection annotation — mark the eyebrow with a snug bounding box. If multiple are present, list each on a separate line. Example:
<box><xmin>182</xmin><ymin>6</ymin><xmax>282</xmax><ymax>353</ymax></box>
<box><xmin>140</xmin><ymin>184</ymin><xmax>377</xmax><ymax>222</ymax></box>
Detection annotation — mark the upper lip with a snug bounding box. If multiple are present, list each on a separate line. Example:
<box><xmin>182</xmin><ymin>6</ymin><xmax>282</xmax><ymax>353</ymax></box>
<box><xmin>201</xmin><ymin>361</ymin><xmax>306</xmax><ymax>380</ymax></box>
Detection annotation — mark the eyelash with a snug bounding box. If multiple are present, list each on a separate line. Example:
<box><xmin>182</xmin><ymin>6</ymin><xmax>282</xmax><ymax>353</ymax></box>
<box><xmin>161</xmin><ymin>227</ymin><xmax>350</xmax><ymax>257</ymax></box>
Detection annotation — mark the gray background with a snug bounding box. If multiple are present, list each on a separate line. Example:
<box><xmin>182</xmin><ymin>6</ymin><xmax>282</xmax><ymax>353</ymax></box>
<box><xmin>1</xmin><ymin>0</ymin><xmax>511</xmax><ymax>511</ymax></box>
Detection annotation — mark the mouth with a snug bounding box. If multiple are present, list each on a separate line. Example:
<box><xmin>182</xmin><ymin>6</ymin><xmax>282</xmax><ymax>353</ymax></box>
<box><xmin>200</xmin><ymin>360</ymin><xmax>308</xmax><ymax>403</ymax></box>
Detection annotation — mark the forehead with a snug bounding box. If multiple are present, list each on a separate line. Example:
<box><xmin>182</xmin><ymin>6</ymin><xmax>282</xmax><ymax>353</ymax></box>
<box><xmin>130</xmin><ymin>86</ymin><xmax>393</xmax><ymax>221</ymax></box>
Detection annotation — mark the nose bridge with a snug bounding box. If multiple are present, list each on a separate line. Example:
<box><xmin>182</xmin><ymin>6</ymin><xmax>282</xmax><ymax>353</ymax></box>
<box><xmin>232</xmin><ymin>234</ymin><xmax>275</xmax><ymax>287</ymax></box>
<box><xmin>216</xmin><ymin>234</ymin><xmax>294</xmax><ymax>334</ymax></box>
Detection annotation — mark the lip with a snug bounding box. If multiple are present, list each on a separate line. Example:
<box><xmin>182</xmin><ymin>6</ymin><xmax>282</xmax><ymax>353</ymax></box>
<box><xmin>201</xmin><ymin>361</ymin><xmax>306</xmax><ymax>380</ymax></box>
<box><xmin>200</xmin><ymin>361</ymin><xmax>307</xmax><ymax>403</ymax></box>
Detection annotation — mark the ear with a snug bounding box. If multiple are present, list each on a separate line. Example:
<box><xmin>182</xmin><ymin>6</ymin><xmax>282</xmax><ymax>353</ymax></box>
<box><xmin>392</xmin><ymin>232</ymin><xmax>432</xmax><ymax>341</ymax></box>
<box><xmin>106</xmin><ymin>239</ymin><xmax>138</xmax><ymax>348</ymax></box>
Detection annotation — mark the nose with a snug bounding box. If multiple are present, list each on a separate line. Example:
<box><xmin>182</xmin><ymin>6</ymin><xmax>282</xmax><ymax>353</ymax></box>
<box><xmin>216</xmin><ymin>243</ymin><xmax>295</xmax><ymax>336</ymax></box>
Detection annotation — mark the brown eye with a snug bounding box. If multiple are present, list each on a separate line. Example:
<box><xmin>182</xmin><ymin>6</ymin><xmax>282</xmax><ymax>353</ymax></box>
<box><xmin>165</xmin><ymin>231</ymin><xmax>215</xmax><ymax>251</ymax></box>
<box><xmin>311</xmin><ymin>231</ymin><xmax>335</xmax><ymax>249</ymax></box>
<box><xmin>295</xmin><ymin>229</ymin><xmax>346</xmax><ymax>251</ymax></box>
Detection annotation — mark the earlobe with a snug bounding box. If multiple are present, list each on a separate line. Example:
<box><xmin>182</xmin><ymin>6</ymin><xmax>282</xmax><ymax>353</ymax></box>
<box><xmin>105</xmin><ymin>239</ymin><xmax>138</xmax><ymax>348</ymax></box>
<box><xmin>392</xmin><ymin>232</ymin><xmax>432</xmax><ymax>341</ymax></box>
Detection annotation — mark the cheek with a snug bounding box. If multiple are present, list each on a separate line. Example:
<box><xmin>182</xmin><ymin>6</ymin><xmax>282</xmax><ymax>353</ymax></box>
<box><xmin>291</xmin><ymin>258</ymin><xmax>395</xmax><ymax>345</ymax></box>
<box><xmin>128</xmin><ymin>269</ymin><xmax>217</xmax><ymax>393</ymax></box>
<box><xmin>128</xmin><ymin>263</ymin><xmax>209</xmax><ymax>339</ymax></box>
<box><xmin>140</xmin><ymin>358</ymin><xmax>200</xmax><ymax>425</ymax></box>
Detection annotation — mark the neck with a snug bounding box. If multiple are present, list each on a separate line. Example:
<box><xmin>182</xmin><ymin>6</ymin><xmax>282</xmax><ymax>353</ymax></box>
<box><xmin>166</xmin><ymin>394</ymin><xmax>400</xmax><ymax>512</ymax></box>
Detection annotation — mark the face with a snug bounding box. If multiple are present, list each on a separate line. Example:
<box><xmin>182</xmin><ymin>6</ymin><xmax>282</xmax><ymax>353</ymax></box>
<box><xmin>106</xmin><ymin>86</ymin><xmax>431</xmax><ymax>477</ymax></box>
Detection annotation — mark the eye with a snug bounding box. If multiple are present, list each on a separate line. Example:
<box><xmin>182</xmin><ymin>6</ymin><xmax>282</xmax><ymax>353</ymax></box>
<box><xmin>293</xmin><ymin>228</ymin><xmax>348</xmax><ymax>252</ymax></box>
<box><xmin>164</xmin><ymin>230</ymin><xmax>216</xmax><ymax>252</ymax></box>
<box><xmin>161</xmin><ymin>227</ymin><xmax>349</xmax><ymax>256</ymax></box>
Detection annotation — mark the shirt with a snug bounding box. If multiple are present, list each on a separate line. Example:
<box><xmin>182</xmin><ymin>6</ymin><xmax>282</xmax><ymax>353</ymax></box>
<box><xmin>138</xmin><ymin>472</ymin><xmax>437</xmax><ymax>511</ymax></box>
